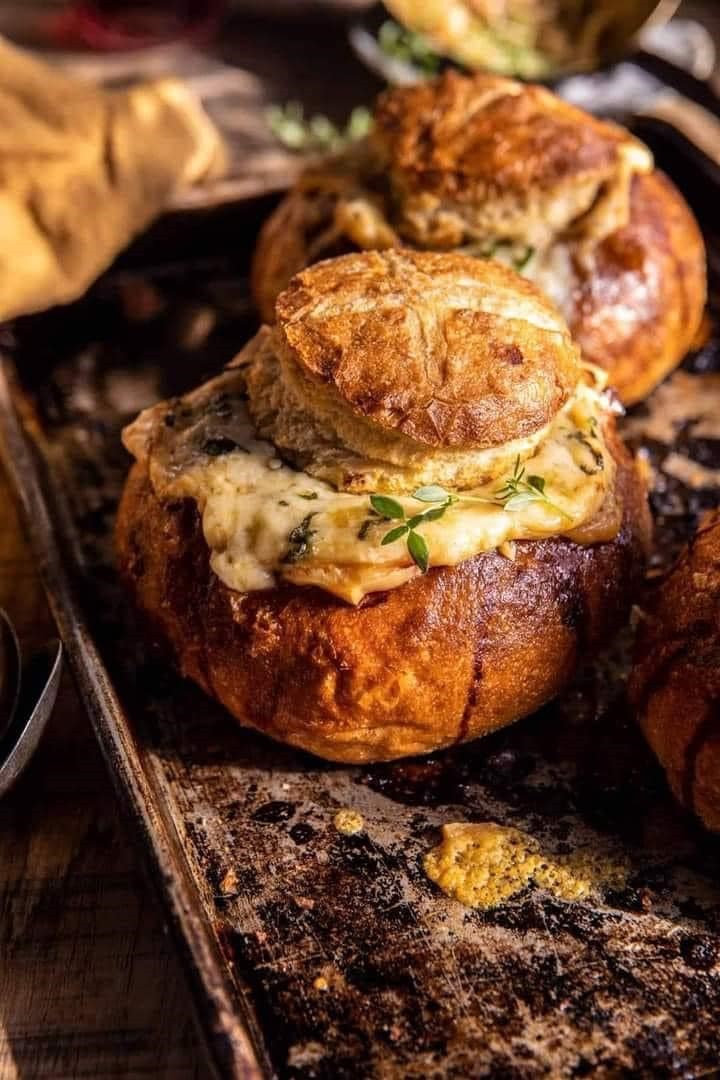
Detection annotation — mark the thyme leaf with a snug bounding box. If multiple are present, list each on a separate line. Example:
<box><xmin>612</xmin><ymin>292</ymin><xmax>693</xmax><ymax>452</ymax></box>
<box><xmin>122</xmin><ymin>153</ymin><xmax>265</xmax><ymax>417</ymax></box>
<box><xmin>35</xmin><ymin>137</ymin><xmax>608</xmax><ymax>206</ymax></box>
<box><xmin>370</xmin><ymin>494</ymin><xmax>405</xmax><ymax>520</ymax></box>
<box><xmin>413</xmin><ymin>485</ymin><xmax>452</xmax><ymax>503</ymax></box>
<box><xmin>407</xmin><ymin>531</ymin><xmax>429</xmax><ymax>573</ymax></box>
<box><xmin>495</xmin><ymin>457</ymin><xmax>572</xmax><ymax>520</ymax></box>
<box><xmin>513</xmin><ymin>246</ymin><xmax>535</xmax><ymax>271</ymax></box>
<box><xmin>382</xmin><ymin>524</ymin><xmax>410</xmax><ymax>545</ymax></box>
<box><xmin>267</xmin><ymin>102</ymin><xmax>373</xmax><ymax>154</ymax></box>
<box><xmin>369</xmin><ymin>487</ymin><xmax>457</xmax><ymax>572</ymax></box>
<box><xmin>377</xmin><ymin>20</ymin><xmax>441</xmax><ymax>76</ymax></box>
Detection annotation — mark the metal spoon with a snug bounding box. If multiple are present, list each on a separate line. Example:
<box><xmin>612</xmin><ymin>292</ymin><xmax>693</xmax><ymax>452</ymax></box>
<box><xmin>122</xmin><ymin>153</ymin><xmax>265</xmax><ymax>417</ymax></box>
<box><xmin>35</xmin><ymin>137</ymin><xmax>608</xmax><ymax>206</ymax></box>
<box><xmin>0</xmin><ymin>608</ymin><xmax>21</xmax><ymax>740</ymax></box>
<box><xmin>0</xmin><ymin>635</ymin><xmax>63</xmax><ymax>797</ymax></box>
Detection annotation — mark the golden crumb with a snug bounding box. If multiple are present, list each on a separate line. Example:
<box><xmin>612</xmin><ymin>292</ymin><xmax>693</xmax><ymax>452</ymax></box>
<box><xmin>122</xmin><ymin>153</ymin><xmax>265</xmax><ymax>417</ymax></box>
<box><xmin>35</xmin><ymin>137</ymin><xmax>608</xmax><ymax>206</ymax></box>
<box><xmin>313</xmin><ymin>976</ymin><xmax>329</xmax><ymax>991</ymax></box>
<box><xmin>333</xmin><ymin>809</ymin><xmax>365</xmax><ymax>835</ymax></box>
<box><xmin>424</xmin><ymin>822</ymin><xmax>627</xmax><ymax>910</ymax></box>
<box><xmin>218</xmin><ymin>869</ymin><xmax>238</xmax><ymax>895</ymax></box>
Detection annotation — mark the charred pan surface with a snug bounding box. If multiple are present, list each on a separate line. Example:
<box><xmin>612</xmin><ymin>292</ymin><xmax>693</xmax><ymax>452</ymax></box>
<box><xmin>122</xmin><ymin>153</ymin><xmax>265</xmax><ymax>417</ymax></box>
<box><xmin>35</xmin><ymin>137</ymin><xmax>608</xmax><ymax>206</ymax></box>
<box><xmin>8</xmin><ymin>210</ymin><xmax>720</xmax><ymax>1078</ymax></box>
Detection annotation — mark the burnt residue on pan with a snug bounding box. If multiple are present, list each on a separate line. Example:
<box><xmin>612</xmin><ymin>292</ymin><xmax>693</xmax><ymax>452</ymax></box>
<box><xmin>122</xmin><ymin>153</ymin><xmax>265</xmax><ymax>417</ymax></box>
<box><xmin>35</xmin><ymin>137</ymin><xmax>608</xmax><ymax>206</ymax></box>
<box><xmin>6</xmin><ymin>212</ymin><xmax>720</xmax><ymax>1078</ymax></box>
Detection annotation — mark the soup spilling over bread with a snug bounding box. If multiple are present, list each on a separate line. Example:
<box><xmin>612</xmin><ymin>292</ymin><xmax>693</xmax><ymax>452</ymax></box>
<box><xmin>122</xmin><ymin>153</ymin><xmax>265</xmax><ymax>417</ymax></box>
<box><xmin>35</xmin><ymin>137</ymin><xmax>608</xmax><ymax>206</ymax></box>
<box><xmin>124</xmin><ymin>252</ymin><xmax>621</xmax><ymax>605</ymax></box>
<box><xmin>117</xmin><ymin>249</ymin><xmax>650</xmax><ymax>762</ymax></box>
<box><xmin>252</xmin><ymin>71</ymin><xmax>705</xmax><ymax>406</ymax></box>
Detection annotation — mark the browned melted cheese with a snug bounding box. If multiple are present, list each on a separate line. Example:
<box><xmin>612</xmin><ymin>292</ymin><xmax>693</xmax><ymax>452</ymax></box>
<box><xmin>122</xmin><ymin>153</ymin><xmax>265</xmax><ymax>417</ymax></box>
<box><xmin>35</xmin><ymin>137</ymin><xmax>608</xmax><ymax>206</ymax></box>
<box><xmin>123</xmin><ymin>371</ymin><xmax>619</xmax><ymax>605</ymax></box>
<box><xmin>424</xmin><ymin>822</ymin><xmax>628</xmax><ymax>909</ymax></box>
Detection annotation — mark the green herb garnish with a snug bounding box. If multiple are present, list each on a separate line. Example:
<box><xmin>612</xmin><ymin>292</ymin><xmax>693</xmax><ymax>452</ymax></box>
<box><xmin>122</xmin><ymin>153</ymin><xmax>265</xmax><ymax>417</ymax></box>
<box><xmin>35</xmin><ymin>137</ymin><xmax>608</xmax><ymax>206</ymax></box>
<box><xmin>459</xmin><ymin>239</ymin><xmax>534</xmax><ymax>271</ymax></box>
<box><xmin>495</xmin><ymin>457</ymin><xmax>571</xmax><ymax>519</ymax></box>
<box><xmin>298</xmin><ymin>490</ymin><xmax>319</xmax><ymax>500</ymax></box>
<box><xmin>283</xmin><ymin>513</ymin><xmax>316</xmax><ymax>563</ymax></box>
<box><xmin>267</xmin><ymin>102</ymin><xmax>373</xmax><ymax>154</ymax></box>
<box><xmin>357</xmin><ymin>518</ymin><xmax>374</xmax><ymax>541</ymax></box>
<box><xmin>513</xmin><ymin>246</ymin><xmax>535</xmax><ymax>271</ymax></box>
<box><xmin>568</xmin><ymin>429</ymin><xmax>604</xmax><ymax>475</ymax></box>
<box><xmin>369</xmin><ymin>487</ymin><xmax>457</xmax><ymax>573</ymax></box>
<box><xmin>377</xmin><ymin>19</ymin><xmax>441</xmax><ymax>76</ymax></box>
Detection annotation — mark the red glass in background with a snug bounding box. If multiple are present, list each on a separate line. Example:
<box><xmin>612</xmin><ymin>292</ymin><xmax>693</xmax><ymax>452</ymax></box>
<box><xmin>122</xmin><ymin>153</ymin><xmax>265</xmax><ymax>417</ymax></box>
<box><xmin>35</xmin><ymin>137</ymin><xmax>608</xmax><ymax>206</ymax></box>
<box><xmin>48</xmin><ymin>1</ymin><xmax>225</xmax><ymax>51</ymax></box>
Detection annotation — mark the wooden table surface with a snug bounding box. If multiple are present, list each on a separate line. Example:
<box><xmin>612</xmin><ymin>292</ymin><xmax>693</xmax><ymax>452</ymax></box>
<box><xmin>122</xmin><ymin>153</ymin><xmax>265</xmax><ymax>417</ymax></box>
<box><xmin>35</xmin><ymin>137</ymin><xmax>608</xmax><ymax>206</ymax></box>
<box><xmin>0</xmin><ymin>460</ymin><xmax>206</xmax><ymax>1079</ymax></box>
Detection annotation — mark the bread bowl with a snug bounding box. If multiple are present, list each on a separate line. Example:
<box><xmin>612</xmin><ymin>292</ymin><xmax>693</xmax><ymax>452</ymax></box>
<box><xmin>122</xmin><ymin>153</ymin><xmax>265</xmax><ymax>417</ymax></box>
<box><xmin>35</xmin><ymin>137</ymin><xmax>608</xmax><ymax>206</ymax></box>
<box><xmin>252</xmin><ymin>71</ymin><xmax>706</xmax><ymax>405</ymax></box>
<box><xmin>630</xmin><ymin>512</ymin><xmax>720</xmax><ymax>832</ymax></box>
<box><xmin>118</xmin><ymin>250</ymin><xmax>651</xmax><ymax>763</ymax></box>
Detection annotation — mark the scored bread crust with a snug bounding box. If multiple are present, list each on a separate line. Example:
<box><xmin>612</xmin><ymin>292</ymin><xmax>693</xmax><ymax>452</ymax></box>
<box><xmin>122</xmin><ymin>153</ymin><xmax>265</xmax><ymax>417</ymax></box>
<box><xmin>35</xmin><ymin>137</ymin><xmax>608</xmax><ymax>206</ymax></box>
<box><xmin>372</xmin><ymin>71</ymin><xmax>641</xmax><ymax>245</ymax></box>
<box><xmin>253</xmin><ymin>172</ymin><xmax>704</xmax><ymax>408</ymax></box>
<box><xmin>630</xmin><ymin>512</ymin><xmax>720</xmax><ymax>832</ymax></box>
<box><xmin>116</xmin><ymin>426</ymin><xmax>650</xmax><ymax>764</ymax></box>
<box><xmin>275</xmin><ymin>250</ymin><xmax>580</xmax><ymax>449</ymax></box>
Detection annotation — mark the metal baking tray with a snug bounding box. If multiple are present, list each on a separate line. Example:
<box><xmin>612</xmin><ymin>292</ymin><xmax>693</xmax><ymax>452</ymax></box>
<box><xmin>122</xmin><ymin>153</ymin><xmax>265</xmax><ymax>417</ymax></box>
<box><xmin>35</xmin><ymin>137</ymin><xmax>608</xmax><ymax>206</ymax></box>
<box><xmin>2</xmin><ymin>122</ymin><xmax>720</xmax><ymax>1079</ymax></box>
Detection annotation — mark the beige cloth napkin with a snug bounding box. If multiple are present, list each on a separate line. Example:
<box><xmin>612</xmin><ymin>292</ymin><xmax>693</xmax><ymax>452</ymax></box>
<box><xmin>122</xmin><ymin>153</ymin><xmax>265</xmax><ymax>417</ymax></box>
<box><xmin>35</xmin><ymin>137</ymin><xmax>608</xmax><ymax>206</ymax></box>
<box><xmin>0</xmin><ymin>38</ymin><xmax>226</xmax><ymax>321</ymax></box>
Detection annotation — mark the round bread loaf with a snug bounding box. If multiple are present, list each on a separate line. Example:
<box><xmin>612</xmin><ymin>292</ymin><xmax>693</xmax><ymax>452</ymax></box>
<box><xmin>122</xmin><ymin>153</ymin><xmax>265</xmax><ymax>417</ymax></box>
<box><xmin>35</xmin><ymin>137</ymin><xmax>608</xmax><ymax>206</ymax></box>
<box><xmin>630</xmin><ymin>513</ymin><xmax>720</xmax><ymax>832</ymax></box>
<box><xmin>118</xmin><ymin>251</ymin><xmax>651</xmax><ymax>763</ymax></box>
<box><xmin>117</xmin><ymin>429</ymin><xmax>649</xmax><ymax>763</ymax></box>
<box><xmin>252</xmin><ymin>71</ymin><xmax>706</xmax><ymax>406</ymax></box>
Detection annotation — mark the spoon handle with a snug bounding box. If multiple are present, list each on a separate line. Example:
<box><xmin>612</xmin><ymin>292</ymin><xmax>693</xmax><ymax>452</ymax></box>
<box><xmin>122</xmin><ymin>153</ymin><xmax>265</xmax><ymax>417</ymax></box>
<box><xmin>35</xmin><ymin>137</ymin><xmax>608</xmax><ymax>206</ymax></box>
<box><xmin>638</xmin><ymin>92</ymin><xmax>720</xmax><ymax>168</ymax></box>
<box><xmin>0</xmin><ymin>640</ymin><xmax>63</xmax><ymax>797</ymax></box>
<box><xmin>633</xmin><ymin>51</ymin><xmax>720</xmax><ymax>169</ymax></box>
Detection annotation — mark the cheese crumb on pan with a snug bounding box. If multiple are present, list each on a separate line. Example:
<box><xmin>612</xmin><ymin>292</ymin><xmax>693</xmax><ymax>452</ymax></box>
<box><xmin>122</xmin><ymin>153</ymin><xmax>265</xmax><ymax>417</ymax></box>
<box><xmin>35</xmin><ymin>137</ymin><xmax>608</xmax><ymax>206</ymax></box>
<box><xmin>423</xmin><ymin>822</ymin><xmax>628</xmax><ymax>910</ymax></box>
<box><xmin>333</xmin><ymin>809</ymin><xmax>365</xmax><ymax>835</ymax></box>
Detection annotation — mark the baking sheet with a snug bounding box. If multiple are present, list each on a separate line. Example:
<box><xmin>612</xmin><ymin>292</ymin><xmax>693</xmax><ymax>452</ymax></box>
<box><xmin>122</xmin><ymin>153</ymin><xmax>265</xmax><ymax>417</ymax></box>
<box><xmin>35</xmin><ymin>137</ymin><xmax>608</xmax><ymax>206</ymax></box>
<box><xmin>2</xmin><ymin>126</ymin><xmax>720</xmax><ymax>1078</ymax></box>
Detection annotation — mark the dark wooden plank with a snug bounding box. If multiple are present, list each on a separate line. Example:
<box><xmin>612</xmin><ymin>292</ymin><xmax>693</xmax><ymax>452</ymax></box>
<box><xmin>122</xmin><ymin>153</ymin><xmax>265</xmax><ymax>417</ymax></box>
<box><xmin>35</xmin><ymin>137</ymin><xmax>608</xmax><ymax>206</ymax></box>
<box><xmin>0</xmin><ymin>462</ymin><xmax>205</xmax><ymax>1080</ymax></box>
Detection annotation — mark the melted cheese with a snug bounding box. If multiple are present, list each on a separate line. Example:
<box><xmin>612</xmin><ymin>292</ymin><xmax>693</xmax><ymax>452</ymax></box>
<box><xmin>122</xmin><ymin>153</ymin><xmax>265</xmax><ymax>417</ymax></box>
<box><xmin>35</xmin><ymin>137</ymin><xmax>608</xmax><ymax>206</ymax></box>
<box><xmin>423</xmin><ymin>822</ymin><xmax>628</xmax><ymax>910</ymax></box>
<box><xmin>130</xmin><ymin>372</ymin><xmax>619</xmax><ymax>605</ymax></box>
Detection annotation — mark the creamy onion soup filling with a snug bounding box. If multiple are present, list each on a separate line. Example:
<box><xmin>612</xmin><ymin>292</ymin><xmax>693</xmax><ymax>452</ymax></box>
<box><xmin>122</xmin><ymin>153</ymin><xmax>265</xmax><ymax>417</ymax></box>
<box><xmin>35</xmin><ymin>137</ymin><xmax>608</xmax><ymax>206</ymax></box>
<box><xmin>124</xmin><ymin>365</ymin><xmax>620</xmax><ymax>605</ymax></box>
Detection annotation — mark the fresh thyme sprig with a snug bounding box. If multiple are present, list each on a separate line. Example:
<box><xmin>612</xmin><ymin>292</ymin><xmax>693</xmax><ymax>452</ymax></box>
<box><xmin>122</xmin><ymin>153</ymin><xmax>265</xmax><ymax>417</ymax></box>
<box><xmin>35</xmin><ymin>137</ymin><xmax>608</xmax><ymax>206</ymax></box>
<box><xmin>495</xmin><ymin>457</ymin><xmax>571</xmax><ymax>519</ymax></box>
<box><xmin>459</xmin><ymin>239</ymin><xmax>535</xmax><ymax>271</ymax></box>
<box><xmin>369</xmin><ymin>487</ymin><xmax>457</xmax><ymax>573</ymax></box>
<box><xmin>267</xmin><ymin>102</ymin><xmax>373</xmax><ymax>154</ymax></box>
<box><xmin>513</xmin><ymin>245</ymin><xmax>535</xmax><ymax>271</ymax></box>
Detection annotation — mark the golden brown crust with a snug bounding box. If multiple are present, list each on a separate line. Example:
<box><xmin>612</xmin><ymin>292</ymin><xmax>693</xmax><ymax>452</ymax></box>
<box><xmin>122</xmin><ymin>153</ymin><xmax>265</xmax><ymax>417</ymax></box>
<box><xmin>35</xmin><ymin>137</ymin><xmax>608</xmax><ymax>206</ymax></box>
<box><xmin>252</xmin><ymin>171</ymin><xmax>705</xmax><ymax>406</ymax></box>
<box><xmin>117</xmin><ymin>427</ymin><xmax>650</xmax><ymax>764</ymax></box>
<box><xmin>251</xmin><ymin>185</ymin><xmax>356</xmax><ymax>328</ymax></box>
<box><xmin>630</xmin><ymin>512</ymin><xmax>720</xmax><ymax>832</ymax></box>
<box><xmin>373</xmin><ymin>70</ymin><xmax>633</xmax><ymax>211</ymax></box>
<box><xmin>566</xmin><ymin>171</ymin><xmax>706</xmax><ymax>406</ymax></box>
<box><xmin>275</xmin><ymin>250</ymin><xmax>580</xmax><ymax>449</ymax></box>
